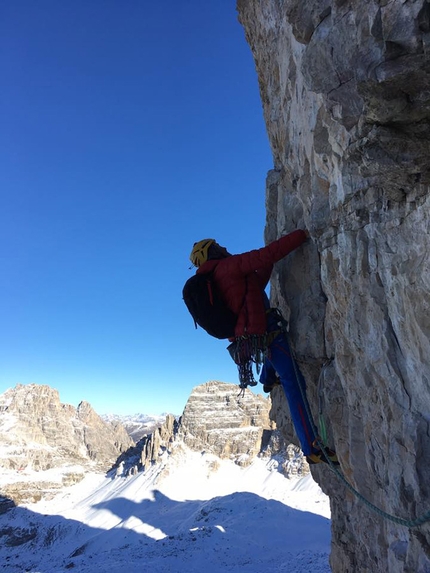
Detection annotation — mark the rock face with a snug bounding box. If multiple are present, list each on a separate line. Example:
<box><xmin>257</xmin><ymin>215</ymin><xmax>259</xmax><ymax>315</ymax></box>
<box><xmin>237</xmin><ymin>1</ymin><xmax>430</xmax><ymax>572</ymax></box>
<box><xmin>178</xmin><ymin>380</ymin><xmax>273</xmax><ymax>464</ymax></box>
<box><xmin>0</xmin><ymin>384</ymin><xmax>134</xmax><ymax>503</ymax></box>
<box><xmin>134</xmin><ymin>381</ymin><xmax>308</xmax><ymax>478</ymax></box>
<box><xmin>139</xmin><ymin>381</ymin><xmax>272</xmax><ymax>468</ymax></box>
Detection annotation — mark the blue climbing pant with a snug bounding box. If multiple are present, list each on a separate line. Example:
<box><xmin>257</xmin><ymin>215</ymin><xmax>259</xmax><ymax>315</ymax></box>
<box><xmin>260</xmin><ymin>332</ymin><xmax>317</xmax><ymax>456</ymax></box>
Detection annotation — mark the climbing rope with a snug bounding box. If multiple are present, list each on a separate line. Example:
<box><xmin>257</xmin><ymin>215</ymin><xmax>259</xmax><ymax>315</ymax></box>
<box><xmin>288</xmin><ymin>340</ymin><xmax>430</xmax><ymax>529</ymax></box>
<box><xmin>317</xmin><ymin>365</ymin><xmax>328</xmax><ymax>446</ymax></box>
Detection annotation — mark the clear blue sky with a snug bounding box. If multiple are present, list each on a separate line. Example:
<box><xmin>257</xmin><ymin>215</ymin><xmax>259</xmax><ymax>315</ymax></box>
<box><xmin>0</xmin><ymin>1</ymin><xmax>273</xmax><ymax>415</ymax></box>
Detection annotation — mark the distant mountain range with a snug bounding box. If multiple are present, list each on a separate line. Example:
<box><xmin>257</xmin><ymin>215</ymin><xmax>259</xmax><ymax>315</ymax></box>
<box><xmin>0</xmin><ymin>384</ymin><xmax>134</xmax><ymax>505</ymax></box>
<box><xmin>101</xmin><ymin>413</ymin><xmax>169</xmax><ymax>441</ymax></box>
<box><xmin>0</xmin><ymin>381</ymin><xmax>319</xmax><ymax>572</ymax></box>
<box><xmin>0</xmin><ymin>381</ymin><xmax>308</xmax><ymax>508</ymax></box>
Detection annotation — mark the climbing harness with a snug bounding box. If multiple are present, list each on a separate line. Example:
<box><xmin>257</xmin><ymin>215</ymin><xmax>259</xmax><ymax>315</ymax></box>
<box><xmin>229</xmin><ymin>308</ymin><xmax>285</xmax><ymax>396</ymax></box>
<box><xmin>290</xmin><ymin>351</ymin><xmax>430</xmax><ymax>529</ymax></box>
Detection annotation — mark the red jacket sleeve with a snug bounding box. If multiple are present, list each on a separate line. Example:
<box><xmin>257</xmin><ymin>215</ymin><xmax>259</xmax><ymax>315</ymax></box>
<box><xmin>228</xmin><ymin>230</ymin><xmax>307</xmax><ymax>277</ymax></box>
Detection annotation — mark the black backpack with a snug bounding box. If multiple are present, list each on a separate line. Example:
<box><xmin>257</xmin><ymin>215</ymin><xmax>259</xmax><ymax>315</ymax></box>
<box><xmin>182</xmin><ymin>268</ymin><xmax>237</xmax><ymax>339</ymax></box>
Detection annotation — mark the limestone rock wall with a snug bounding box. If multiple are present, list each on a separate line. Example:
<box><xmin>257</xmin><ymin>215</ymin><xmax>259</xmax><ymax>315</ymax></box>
<box><xmin>139</xmin><ymin>413</ymin><xmax>179</xmax><ymax>472</ymax></box>
<box><xmin>0</xmin><ymin>384</ymin><xmax>134</xmax><ymax>503</ymax></box>
<box><xmin>120</xmin><ymin>381</ymin><xmax>308</xmax><ymax>480</ymax></box>
<box><xmin>237</xmin><ymin>1</ymin><xmax>430</xmax><ymax>572</ymax></box>
<box><xmin>138</xmin><ymin>381</ymin><xmax>274</xmax><ymax>469</ymax></box>
<box><xmin>178</xmin><ymin>380</ymin><xmax>273</xmax><ymax>464</ymax></box>
<box><xmin>0</xmin><ymin>384</ymin><xmax>133</xmax><ymax>471</ymax></box>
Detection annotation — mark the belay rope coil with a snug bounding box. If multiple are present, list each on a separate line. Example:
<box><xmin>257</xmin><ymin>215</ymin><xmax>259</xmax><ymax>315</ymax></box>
<box><xmin>229</xmin><ymin>332</ymin><xmax>278</xmax><ymax>397</ymax></box>
<box><xmin>229</xmin><ymin>308</ymin><xmax>285</xmax><ymax>397</ymax></box>
<box><xmin>291</xmin><ymin>353</ymin><xmax>430</xmax><ymax>529</ymax></box>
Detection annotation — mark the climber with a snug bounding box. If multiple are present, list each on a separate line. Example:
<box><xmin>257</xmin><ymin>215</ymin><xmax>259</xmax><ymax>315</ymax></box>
<box><xmin>188</xmin><ymin>231</ymin><xmax>339</xmax><ymax>465</ymax></box>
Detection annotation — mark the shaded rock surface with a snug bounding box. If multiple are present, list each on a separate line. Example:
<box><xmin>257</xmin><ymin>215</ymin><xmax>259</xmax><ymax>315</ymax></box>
<box><xmin>237</xmin><ymin>1</ymin><xmax>430</xmax><ymax>572</ymax></box>
<box><xmin>0</xmin><ymin>384</ymin><xmax>134</xmax><ymax>504</ymax></box>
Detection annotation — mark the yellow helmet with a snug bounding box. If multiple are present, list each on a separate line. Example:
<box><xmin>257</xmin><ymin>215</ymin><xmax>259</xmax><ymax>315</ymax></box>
<box><xmin>190</xmin><ymin>239</ymin><xmax>215</xmax><ymax>267</ymax></box>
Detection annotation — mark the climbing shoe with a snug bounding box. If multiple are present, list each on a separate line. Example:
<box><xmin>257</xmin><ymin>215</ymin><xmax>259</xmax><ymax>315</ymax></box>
<box><xmin>263</xmin><ymin>374</ymin><xmax>281</xmax><ymax>393</ymax></box>
<box><xmin>306</xmin><ymin>447</ymin><xmax>340</xmax><ymax>466</ymax></box>
<box><xmin>263</xmin><ymin>379</ymin><xmax>281</xmax><ymax>393</ymax></box>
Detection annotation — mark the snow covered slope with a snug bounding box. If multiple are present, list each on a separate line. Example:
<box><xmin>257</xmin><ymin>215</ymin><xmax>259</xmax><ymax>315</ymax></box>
<box><xmin>1</xmin><ymin>446</ymin><xmax>331</xmax><ymax>573</ymax></box>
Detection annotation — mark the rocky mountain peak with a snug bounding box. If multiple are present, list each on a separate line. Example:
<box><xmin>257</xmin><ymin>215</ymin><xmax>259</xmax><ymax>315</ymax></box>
<box><xmin>128</xmin><ymin>381</ymin><xmax>306</xmax><ymax>479</ymax></box>
<box><xmin>0</xmin><ymin>383</ymin><xmax>134</xmax><ymax>504</ymax></box>
<box><xmin>178</xmin><ymin>380</ymin><xmax>273</xmax><ymax>461</ymax></box>
<box><xmin>1</xmin><ymin>381</ymin><xmax>308</xmax><ymax>506</ymax></box>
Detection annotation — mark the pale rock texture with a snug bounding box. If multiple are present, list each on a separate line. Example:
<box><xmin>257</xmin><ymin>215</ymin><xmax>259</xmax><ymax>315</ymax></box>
<box><xmin>139</xmin><ymin>413</ymin><xmax>179</xmax><ymax>472</ymax></box>
<box><xmin>237</xmin><ymin>1</ymin><xmax>430</xmax><ymax>572</ymax></box>
<box><xmin>0</xmin><ymin>384</ymin><xmax>134</xmax><ymax>503</ymax></box>
<box><xmin>178</xmin><ymin>380</ymin><xmax>272</xmax><ymax>464</ymax></box>
<box><xmin>134</xmin><ymin>381</ymin><xmax>309</xmax><ymax>478</ymax></box>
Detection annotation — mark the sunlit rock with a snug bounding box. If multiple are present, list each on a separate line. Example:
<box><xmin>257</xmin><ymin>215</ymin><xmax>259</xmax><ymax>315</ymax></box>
<box><xmin>237</xmin><ymin>1</ymin><xmax>430</xmax><ymax>571</ymax></box>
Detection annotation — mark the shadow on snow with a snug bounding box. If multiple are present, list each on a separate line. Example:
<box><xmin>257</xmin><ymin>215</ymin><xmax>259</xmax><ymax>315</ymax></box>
<box><xmin>1</xmin><ymin>489</ymin><xmax>330</xmax><ymax>572</ymax></box>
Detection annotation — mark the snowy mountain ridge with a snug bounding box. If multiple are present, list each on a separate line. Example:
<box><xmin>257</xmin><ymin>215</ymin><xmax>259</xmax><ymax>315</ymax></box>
<box><xmin>0</xmin><ymin>384</ymin><xmax>134</xmax><ymax>504</ymax></box>
<box><xmin>101</xmin><ymin>412</ymin><xmax>168</xmax><ymax>442</ymax></box>
<box><xmin>0</xmin><ymin>381</ymin><xmax>331</xmax><ymax>572</ymax></box>
<box><xmin>1</xmin><ymin>443</ymin><xmax>331</xmax><ymax>573</ymax></box>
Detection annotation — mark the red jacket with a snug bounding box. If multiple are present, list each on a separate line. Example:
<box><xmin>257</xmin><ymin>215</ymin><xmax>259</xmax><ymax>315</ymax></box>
<box><xmin>197</xmin><ymin>230</ymin><xmax>307</xmax><ymax>337</ymax></box>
